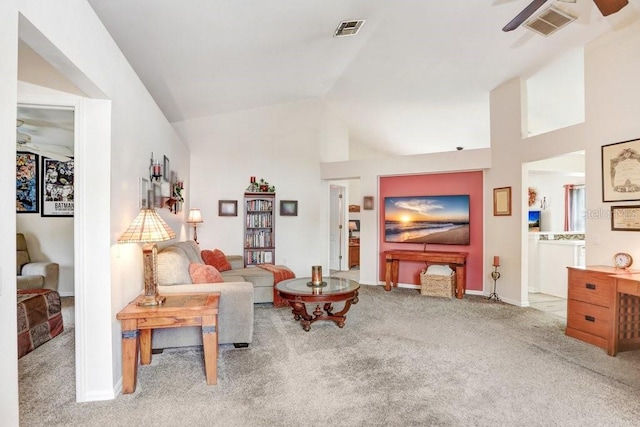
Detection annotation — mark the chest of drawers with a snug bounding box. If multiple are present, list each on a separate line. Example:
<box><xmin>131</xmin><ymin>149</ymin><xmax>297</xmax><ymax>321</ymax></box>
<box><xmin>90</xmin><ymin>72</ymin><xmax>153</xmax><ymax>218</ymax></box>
<box><xmin>566</xmin><ymin>266</ymin><xmax>640</xmax><ymax>356</ymax></box>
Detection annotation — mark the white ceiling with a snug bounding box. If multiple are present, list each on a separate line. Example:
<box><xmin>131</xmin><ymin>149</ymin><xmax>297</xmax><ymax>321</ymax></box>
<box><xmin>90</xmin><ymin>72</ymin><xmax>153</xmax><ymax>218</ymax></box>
<box><xmin>68</xmin><ymin>1</ymin><xmax>639</xmax><ymax>156</ymax></box>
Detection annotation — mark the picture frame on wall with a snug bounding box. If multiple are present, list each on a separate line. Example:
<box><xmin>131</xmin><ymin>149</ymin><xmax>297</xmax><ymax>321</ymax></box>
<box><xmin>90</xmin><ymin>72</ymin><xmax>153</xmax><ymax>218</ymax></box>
<box><xmin>139</xmin><ymin>177</ymin><xmax>149</xmax><ymax>208</ymax></box>
<box><xmin>16</xmin><ymin>152</ymin><xmax>39</xmax><ymax>213</ymax></box>
<box><xmin>41</xmin><ymin>157</ymin><xmax>74</xmax><ymax>217</ymax></box>
<box><xmin>602</xmin><ymin>138</ymin><xmax>640</xmax><ymax>202</ymax></box>
<box><xmin>153</xmin><ymin>182</ymin><xmax>162</xmax><ymax>208</ymax></box>
<box><xmin>163</xmin><ymin>155</ymin><xmax>170</xmax><ymax>182</ymax></box>
<box><xmin>280</xmin><ymin>200</ymin><xmax>298</xmax><ymax>216</ymax></box>
<box><xmin>219</xmin><ymin>200</ymin><xmax>238</xmax><ymax>216</ymax></box>
<box><xmin>611</xmin><ymin>205</ymin><xmax>640</xmax><ymax>231</ymax></box>
<box><xmin>363</xmin><ymin>196</ymin><xmax>374</xmax><ymax>210</ymax></box>
<box><xmin>493</xmin><ymin>187</ymin><xmax>511</xmax><ymax>216</ymax></box>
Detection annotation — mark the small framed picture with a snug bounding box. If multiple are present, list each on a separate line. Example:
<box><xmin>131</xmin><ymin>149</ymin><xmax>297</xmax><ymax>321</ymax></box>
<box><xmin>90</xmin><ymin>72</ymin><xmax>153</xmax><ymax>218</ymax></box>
<box><xmin>139</xmin><ymin>178</ymin><xmax>149</xmax><ymax>208</ymax></box>
<box><xmin>280</xmin><ymin>200</ymin><xmax>298</xmax><ymax>216</ymax></box>
<box><xmin>611</xmin><ymin>205</ymin><xmax>640</xmax><ymax>231</ymax></box>
<box><xmin>493</xmin><ymin>187</ymin><xmax>512</xmax><ymax>216</ymax></box>
<box><xmin>602</xmin><ymin>138</ymin><xmax>640</xmax><ymax>202</ymax></box>
<box><xmin>363</xmin><ymin>196</ymin><xmax>374</xmax><ymax>210</ymax></box>
<box><xmin>163</xmin><ymin>155</ymin><xmax>170</xmax><ymax>182</ymax></box>
<box><xmin>219</xmin><ymin>200</ymin><xmax>238</xmax><ymax>216</ymax></box>
<box><xmin>153</xmin><ymin>182</ymin><xmax>162</xmax><ymax>208</ymax></box>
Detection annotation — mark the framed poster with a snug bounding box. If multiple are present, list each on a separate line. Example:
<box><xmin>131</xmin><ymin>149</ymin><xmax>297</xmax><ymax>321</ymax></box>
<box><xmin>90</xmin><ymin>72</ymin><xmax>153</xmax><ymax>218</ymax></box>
<box><xmin>280</xmin><ymin>200</ymin><xmax>298</xmax><ymax>216</ymax></box>
<box><xmin>602</xmin><ymin>138</ymin><xmax>640</xmax><ymax>202</ymax></box>
<box><xmin>42</xmin><ymin>157</ymin><xmax>74</xmax><ymax>217</ymax></box>
<box><xmin>611</xmin><ymin>205</ymin><xmax>640</xmax><ymax>231</ymax></box>
<box><xmin>219</xmin><ymin>200</ymin><xmax>238</xmax><ymax>216</ymax></box>
<box><xmin>493</xmin><ymin>187</ymin><xmax>511</xmax><ymax>216</ymax></box>
<box><xmin>16</xmin><ymin>152</ymin><xmax>39</xmax><ymax>213</ymax></box>
<box><xmin>163</xmin><ymin>155</ymin><xmax>170</xmax><ymax>182</ymax></box>
<box><xmin>139</xmin><ymin>178</ymin><xmax>150</xmax><ymax>208</ymax></box>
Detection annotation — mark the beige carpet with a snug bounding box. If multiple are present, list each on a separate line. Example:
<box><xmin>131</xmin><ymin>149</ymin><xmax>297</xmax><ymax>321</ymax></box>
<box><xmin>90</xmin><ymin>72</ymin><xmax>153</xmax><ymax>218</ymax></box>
<box><xmin>18</xmin><ymin>286</ymin><xmax>640</xmax><ymax>426</ymax></box>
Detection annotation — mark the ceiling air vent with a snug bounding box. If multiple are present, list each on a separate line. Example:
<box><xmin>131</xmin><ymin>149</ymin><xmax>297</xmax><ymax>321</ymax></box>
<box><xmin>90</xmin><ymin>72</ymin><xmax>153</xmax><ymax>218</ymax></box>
<box><xmin>524</xmin><ymin>6</ymin><xmax>575</xmax><ymax>36</ymax></box>
<box><xmin>334</xmin><ymin>20</ymin><xmax>365</xmax><ymax>37</ymax></box>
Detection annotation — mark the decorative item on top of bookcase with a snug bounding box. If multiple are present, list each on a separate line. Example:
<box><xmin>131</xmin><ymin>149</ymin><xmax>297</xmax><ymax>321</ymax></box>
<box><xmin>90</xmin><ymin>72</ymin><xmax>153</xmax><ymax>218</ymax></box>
<box><xmin>244</xmin><ymin>192</ymin><xmax>275</xmax><ymax>266</ymax></box>
<box><xmin>246</xmin><ymin>176</ymin><xmax>276</xmax><ymax>193</ymax></box>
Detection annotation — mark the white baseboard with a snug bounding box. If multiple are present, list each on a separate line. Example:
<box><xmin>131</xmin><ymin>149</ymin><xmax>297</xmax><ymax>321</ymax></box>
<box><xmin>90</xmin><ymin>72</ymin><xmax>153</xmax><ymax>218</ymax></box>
<box><xmin>58</xmin><ymin>291</ymin><xmax>75</xmax><ymax>297</ymax></box>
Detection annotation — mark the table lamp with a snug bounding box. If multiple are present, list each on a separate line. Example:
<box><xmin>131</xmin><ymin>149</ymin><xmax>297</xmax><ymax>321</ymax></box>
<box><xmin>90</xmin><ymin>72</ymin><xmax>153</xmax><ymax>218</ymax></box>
<box><xmin>187</xmin><ymin>208</ymin><xmax>204</xmax><ymax>244</ymax></box>
<box><xmin>117</xmin><ymin>208</ymin><xmax>176</xmax><ymax>306</ymax></box>
<box><xmin>348</xmin><ymin>220</ymin><xmax>358</xmax><ymax>238</ymax></box>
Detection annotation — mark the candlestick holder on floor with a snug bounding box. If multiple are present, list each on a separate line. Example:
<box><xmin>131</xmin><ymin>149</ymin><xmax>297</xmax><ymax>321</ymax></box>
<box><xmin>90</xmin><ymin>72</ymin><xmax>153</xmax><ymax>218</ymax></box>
<box><xmin>487</xmin><ymin>266</ymin><xmax>501</xmax><ymax>302</ymax></box>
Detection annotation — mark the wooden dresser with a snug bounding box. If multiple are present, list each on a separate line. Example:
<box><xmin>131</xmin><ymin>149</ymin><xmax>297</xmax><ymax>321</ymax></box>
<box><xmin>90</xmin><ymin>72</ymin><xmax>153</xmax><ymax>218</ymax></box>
<box><xmin>349</xmin><ymin>239</ymin><xmax>360</xmax><ymax>268</ymax></box>
<box><xmin>566</xmin><ymin>266</ymin><xmax>640</xmax><ymax>356</ymax></box>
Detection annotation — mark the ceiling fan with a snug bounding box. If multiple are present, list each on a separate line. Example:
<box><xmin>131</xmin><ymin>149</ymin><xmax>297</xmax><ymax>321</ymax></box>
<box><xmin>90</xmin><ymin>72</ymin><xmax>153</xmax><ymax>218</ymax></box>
<box><xmin>16</xmin><ymin>119</ymin><xmax>73</xmax><ymax>162</ymax></box>
<box><xmin>502</xmin><ymin>0</ymin><xmax>629</xmax><ymax>32</ymax></box>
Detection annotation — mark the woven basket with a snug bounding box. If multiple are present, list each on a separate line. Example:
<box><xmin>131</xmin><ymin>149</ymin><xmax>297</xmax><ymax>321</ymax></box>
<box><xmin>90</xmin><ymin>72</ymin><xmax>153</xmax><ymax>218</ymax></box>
<box><xmin>420</xmin><ymin>270</ymin><xmax>455</xmax><ymax>298</ymax></box>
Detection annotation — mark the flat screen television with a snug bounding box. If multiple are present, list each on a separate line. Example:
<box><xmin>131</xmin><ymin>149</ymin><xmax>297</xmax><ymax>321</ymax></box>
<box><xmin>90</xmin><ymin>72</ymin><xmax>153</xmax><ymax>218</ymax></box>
<box><xmin>529</xmin><ymin>210</ymin><xmax>541</xmax><ymax>232</ymax></box>
<box><xmin>384</xmin><ymin>195</ymin><xmax>470</xmax><ymax>245</ymax></box>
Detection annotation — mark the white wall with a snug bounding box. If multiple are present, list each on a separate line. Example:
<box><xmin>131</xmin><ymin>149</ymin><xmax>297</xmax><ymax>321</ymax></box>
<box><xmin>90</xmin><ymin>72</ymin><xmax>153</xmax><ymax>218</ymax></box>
<box><xmin>178</xmin><ymin>99</ymin><xmax>347</xmax><ymax>276</ymax></box>
<box><xmin>2</xmin><ymin>1</ymin><xmax>191</xmax><ymax>421</ymax></box>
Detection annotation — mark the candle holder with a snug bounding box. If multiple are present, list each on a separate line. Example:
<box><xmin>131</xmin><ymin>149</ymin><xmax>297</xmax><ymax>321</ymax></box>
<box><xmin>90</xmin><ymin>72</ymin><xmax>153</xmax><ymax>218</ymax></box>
<box><xmin>487</xmin><ymin>265</ymin><xmax>501</xmax><ymax>302</ymax></box>
<box><xmin>307</xmin><ymin>265</ymin><xmax>327</xmax><ymax>287</ymax></box>
<box><xmin>149</xmin><ymin>153</ymin><xmax>163</xmax><ymax>182</ymax></box>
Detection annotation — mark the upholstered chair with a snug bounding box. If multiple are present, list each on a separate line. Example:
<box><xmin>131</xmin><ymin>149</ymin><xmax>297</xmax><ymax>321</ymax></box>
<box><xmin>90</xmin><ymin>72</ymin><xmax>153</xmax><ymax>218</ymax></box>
<box><xmin>16</xmin><ymin>233</ymin><xmax>59</xmax><ymax>291</ymax></box>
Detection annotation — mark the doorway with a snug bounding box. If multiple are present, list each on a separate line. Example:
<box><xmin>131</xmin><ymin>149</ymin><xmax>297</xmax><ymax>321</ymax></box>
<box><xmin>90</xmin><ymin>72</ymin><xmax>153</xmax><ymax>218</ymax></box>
<box><xmin>523</xmin><ymin>151</ymin><xmax>586</xmax><ymax>318</ymax></box>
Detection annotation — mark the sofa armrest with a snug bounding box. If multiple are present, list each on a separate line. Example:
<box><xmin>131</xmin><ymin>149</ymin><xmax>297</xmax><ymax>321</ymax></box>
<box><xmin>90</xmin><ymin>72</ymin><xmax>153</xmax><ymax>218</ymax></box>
<box><xmin>157</xmin><ymin>281</ymin><xmax>254</xmax><ymax>345</ymax></box>
<box><xmin>20</xmin><ymin>262</ymin><xmax>59</xmax><ymax>291</ymax></box>
<box><xmin>227</xmin><ymin>255</ymin><xmax>244</xmax><ymax>270</ymax></box>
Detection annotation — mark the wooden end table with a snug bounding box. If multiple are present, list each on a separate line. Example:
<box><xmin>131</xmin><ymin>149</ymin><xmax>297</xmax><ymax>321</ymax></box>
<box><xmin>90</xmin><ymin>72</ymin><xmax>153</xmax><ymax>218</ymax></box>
<box><xmin>116</xmin><ymin>292</ymin><xmax>220</xmax><ymax>394</ymax></box>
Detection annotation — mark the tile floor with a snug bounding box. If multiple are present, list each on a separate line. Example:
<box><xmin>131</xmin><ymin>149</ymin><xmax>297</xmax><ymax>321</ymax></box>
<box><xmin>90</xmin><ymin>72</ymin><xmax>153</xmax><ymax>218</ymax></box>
<box><xmin>528</xmin><ymin>292</ymin><xmax>567</xmax><ymax>320</ymax></box>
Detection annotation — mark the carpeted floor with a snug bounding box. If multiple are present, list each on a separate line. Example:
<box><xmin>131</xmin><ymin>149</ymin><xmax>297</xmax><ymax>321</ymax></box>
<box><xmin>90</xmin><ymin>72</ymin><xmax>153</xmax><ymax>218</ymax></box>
<box><xmin>18</xmin><ymin>285</ymin><xmax>640</xmax><ymax>426</ymax></box>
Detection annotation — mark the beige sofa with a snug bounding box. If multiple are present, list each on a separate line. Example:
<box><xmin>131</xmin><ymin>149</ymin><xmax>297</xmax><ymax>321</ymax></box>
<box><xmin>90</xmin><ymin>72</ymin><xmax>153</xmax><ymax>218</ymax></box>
<box><xmin>16</xmin><ymin>233</ymin><xmax>59</xmax><ymax>291</ymax></box>
<box><xmin>154</xmin><ymin>241</ymin><xmax>254</xmax><ymax>348</ymax></box>
<box><xmin>220</xmin><ymin>256</ymin><xmax>283</xmax><ymax>303</ymax></box>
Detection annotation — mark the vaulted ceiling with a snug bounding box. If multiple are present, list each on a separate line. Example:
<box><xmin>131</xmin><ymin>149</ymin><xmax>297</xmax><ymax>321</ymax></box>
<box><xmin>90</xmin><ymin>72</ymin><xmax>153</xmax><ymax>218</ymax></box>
<box><xmin>79</xmin><ymin>1</ymin><xmax>639</xmax><ymax>156</ymax></box>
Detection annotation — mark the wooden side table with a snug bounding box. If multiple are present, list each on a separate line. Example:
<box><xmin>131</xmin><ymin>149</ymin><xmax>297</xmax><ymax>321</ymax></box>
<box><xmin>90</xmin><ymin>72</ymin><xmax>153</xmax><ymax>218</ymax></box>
<box><xmin>116</xmin><ymin>292</ymin><xmax>220</xmax><ymax>394</ymax></box>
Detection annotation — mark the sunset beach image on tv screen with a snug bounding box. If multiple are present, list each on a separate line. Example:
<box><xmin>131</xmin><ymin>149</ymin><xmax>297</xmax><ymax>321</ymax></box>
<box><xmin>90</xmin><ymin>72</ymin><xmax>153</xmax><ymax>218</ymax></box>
<box><xmin>384</xmin><ymin>195</ymin><xmax>470</xmax><ymax>245</ymax></box>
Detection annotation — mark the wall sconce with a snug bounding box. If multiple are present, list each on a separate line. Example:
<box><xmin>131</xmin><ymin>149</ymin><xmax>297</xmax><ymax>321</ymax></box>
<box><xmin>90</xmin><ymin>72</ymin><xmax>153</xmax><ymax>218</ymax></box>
<box><xmin>149</xmin><ymin>153</ymin><xmax>162</xmax><ymax>182</ymax></box>
<box><xmin>187</xmin><ymin>208</ymin><xmax>204</xmax><ymax>244</ymax></box>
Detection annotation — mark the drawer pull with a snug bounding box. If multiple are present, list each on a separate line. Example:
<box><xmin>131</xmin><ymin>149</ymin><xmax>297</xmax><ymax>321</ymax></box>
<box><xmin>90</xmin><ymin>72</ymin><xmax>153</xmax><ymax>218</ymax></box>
<box><xmin>586</xmin><ymin>283</ymin><xmax>596</xmax><ymax>290</ymax></box>
<box><xmin>585</xmin><ymin>315</ymin><xmax>595</xmax><ymax>322</ymax></box>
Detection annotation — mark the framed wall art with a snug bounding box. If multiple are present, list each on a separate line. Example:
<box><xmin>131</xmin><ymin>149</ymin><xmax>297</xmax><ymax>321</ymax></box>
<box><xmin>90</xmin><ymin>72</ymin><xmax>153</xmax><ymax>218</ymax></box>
<box><xmin>219</xmin><ymin>200</ymin><xmax>238</xmax><ymax>216</ymax></box>
<box><xmin>16</xmin><ymin>152</ymin><xmax>39</xmax><ymax>213</ymax></box>
<box><xmin>602</xmin><ymin>138</ymin><xmax>640</xmax><ymax>202</ymax></box>
<box><xmin>153</xmin><ymin>182</ymin><xmax>162</xmax><ymax>208</ymax></box>
<box><xmin>139</xmin><ymin>178</ymin><xmax>150</xmax><ymax>208</ymax></box>
<box><xmin>163</xmin><ymin>155</ymin><xmax>170</xmax><ymax>182</ymax></box>
<box><xmin>493</xmin><ymin>187</ymin><xmax>511</xmax><ymax>216</ymax></box>
<box><xmin>280</xmin><ymin>200</ymin><xmax>298</xmax><ymax>216</ymax></box>
<box><xmin>41</xmin><ymin>157</ymin><xmax>74</xmax><ymax>217</ymax></box>
<box><xmin>363</xmin><ymin>196</ymin><xmax>374</xmax><ymax>210</ymax></box>
<box><xmin>611</xmin><ymin>205</ymin><xmax>640</xmax><ymax>231</ymax></box>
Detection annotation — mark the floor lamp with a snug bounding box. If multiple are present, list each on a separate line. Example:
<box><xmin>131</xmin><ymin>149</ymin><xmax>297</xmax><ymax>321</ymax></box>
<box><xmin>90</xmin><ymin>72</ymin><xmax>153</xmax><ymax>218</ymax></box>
<box><xmin>117</xmin><ymin>208</ymin><xmax>176</xmax><ymax>306</ymax></box>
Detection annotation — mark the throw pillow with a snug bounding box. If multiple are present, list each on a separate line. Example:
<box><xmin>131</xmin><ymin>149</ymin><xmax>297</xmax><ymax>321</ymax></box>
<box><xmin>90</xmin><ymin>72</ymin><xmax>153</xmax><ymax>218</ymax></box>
<box><xmin>201</xmin><ymin>249</ymin><xmax>232</xmax><ymax>272</ymax></box>
<box><xmin>188</xmin><ymin>263</ymin><xmax>224</xmax><ymax>284</ymax></box>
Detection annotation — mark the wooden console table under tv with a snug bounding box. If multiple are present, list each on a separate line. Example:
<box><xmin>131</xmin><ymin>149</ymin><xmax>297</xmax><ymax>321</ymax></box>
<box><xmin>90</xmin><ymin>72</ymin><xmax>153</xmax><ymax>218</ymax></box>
<box><xmin>384</xmin><ymin>250</ymin><xmax>468</xmax><ymax>299</ymax></box>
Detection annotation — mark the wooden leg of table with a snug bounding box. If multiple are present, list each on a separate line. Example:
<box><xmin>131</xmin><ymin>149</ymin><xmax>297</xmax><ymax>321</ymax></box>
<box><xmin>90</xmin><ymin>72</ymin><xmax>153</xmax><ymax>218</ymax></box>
<box><xmin>139</xmin><ymin>329</ymin><xmax>152</xmax><ymax>365</ymax></box>
<box><xmin>202</xmin><ymin>315</ymin><xmax>218</xmax><ymax>385</ymax></box>
<box><xmin>120</xmin><ymin>319</ymin><xmax>139</xmax><ymax>394</ymax></box>
<box><xmin>392</xmin><ymin>260</ymin><xmax>400</xmax><ymax>288</ymax></box>
<box><xmin>385</xmin><ymin>259</ymin><xmax>392</xmax><ymax>291</ymax></box>
<box><xmin>455</xmin><ymin>265</ymin><xmax>466</xmax><ymax>299</ymax></box>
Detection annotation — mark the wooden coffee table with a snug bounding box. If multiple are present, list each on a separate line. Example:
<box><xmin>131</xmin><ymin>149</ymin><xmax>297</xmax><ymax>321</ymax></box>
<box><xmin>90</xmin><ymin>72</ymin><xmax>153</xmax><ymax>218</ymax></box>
<box><xmin>116</xmin><ymin>292</ymin><xmax>219</xmax><ymax>394</ymax></box>
<box><xmin>275</xmin><ymin>277</ymin><xmax>359</xmax><ymax>331</ymax></box>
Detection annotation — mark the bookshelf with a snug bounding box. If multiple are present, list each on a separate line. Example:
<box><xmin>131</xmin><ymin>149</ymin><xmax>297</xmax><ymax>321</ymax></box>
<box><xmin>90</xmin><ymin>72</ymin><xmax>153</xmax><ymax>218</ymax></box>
<box><xmin>244</xmin><ymin>193</ymin><xmax>275</xmax><ymax>266</ymax></box>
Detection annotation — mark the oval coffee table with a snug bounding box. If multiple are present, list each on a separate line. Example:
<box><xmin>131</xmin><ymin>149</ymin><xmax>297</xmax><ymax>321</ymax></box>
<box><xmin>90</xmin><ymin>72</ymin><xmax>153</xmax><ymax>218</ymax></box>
<box><xmin>275</xmin><ymin>277</ymin><xmax>359</xmax><ymax>331</ymax></box>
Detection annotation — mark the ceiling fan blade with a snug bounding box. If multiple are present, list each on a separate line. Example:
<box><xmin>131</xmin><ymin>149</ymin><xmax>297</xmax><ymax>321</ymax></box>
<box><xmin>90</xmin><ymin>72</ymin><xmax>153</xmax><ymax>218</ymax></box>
<box><xmin>503</xmin><ymin>0</ymin><xmax>549</xmax><ymax>32</ymax></box>
<box><xmin>593</xmin><ymin>0</ymin><xmax>628</xmax><ymax>16</ymax></box>
<box><xmin>16</xmin><ymin>143</ymin><xmax>72</xmax><ymax>162</ymax></box>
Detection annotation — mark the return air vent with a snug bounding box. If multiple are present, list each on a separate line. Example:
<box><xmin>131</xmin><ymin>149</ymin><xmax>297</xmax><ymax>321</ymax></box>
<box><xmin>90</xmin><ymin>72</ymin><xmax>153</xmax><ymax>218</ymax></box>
<box><xmin>334</xmin><ymin>20</ymin><xmax>366</xmax><ymax>37</ymax></box>
<box><xmin>524</xmin><ymin>6</ymin><xmax>575</xmax><ymax>36</ymax></box>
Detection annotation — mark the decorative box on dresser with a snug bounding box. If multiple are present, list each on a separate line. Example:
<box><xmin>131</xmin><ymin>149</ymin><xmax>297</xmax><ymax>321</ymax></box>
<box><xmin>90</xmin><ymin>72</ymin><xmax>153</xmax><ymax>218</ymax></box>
<box><xmin>244</xmin><ymin>193</ymin><xmax>275</xmax><ymax>267</ymax></box>
<box><xmin>566</xmin><ymin>266</ymin><xmax>640</xmax><ymax>356</ymax></box>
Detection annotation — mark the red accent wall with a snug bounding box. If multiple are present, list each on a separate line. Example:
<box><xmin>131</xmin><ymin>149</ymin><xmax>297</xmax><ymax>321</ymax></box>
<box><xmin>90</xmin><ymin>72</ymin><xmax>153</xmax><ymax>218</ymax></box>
<box><xmin>379</xmin><ymin>171</ymin><xmax>483</xmax><ymax>291</ymax></box>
